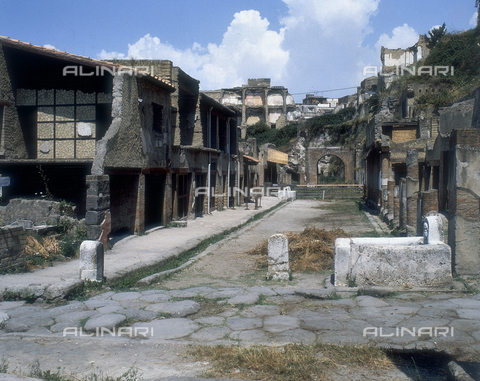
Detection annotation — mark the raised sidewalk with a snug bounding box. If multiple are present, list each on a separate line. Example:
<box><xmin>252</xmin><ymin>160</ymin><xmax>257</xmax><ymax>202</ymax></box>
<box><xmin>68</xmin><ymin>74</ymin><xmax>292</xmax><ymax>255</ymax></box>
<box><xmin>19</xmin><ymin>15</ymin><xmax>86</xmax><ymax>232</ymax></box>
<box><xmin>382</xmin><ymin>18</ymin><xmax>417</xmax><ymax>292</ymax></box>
<box><xmin>0</xmin><ymin>197</ymin><xmax>284</xmax><ymax>300</ymax></box>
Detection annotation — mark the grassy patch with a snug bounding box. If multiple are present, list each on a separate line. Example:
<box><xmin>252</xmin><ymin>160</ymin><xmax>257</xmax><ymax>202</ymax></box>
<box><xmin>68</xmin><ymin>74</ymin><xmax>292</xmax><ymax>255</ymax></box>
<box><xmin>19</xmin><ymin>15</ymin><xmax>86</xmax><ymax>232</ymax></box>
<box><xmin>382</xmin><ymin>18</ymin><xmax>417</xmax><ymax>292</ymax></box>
<box><xmin>190</xmin><ymin>343</ymin><xmax>395</xmax><ymax>381</ymax></box>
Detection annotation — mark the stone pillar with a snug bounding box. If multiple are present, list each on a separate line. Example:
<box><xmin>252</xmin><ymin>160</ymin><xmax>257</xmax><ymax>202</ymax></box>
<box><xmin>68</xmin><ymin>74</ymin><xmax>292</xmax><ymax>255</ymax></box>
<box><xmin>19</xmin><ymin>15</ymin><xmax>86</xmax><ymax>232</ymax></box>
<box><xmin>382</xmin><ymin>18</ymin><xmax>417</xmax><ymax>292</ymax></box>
<box><xmin>267</xmin><ymin>234</ymin><xmax>289</xmax><ymax>280</ymax></box>
<box><xmin>406</xmin><ymin>150</ymin><xmax>419</xmax><ymax>237</ymax></box>
<box><xmin>188</xmin><ymin>173</ymin><xmax>196</xmax><ymax>220</ymax></box>
<box><xmin>241</xmin><ymin>89</ymin><xmax>246</xmax><ymax>127</ymax></box>
<box><xmin>380</xmin><ymin>153</ymin><xmax>390</xmax><ymax>210</ymax></box>
<box><xmin>399</xmin><ymin>178</ymin><xmax>407</xmax><ymax>228</ymax></box>
<box><xmin>393</xmin><ymin>185</ymin><xmax>400</xmax><ymax>225</ymax></box>
<box><xmin>134</xmin><ymin>173</ymin><xmax>145</xmax><ymax>235</ymax></box>
<box><xmin>85</xmin><ymin>175</ymin><xmax>110</xmax><ymax>241</ymax></box>
<box><xmin>79</xmin><ymin>240</ymin><xmax>104</xmax><ymax>281</ymax></box>
<box><xmin>449</xmin><ymin>130</ymin><xmax>480</xmax><ymax>275</ymax></box>
<box><xmin>387</xmin><ymin>180</ymin><xmax>395</xmax><ymax>220</ymax></box>
<box><xmin>164</xmin><ymin>173</ymin><xmax>173</xmax><ymax>224</ymax></box>
<box><xmin>264</xmin><ymin>89</ymin><xmax>269</xmax><ymax>124</ymax></box>
<box><xmin>423</xmin><ymin>215</ymin><xmax>444</xmax><ymax>244</ymax></box>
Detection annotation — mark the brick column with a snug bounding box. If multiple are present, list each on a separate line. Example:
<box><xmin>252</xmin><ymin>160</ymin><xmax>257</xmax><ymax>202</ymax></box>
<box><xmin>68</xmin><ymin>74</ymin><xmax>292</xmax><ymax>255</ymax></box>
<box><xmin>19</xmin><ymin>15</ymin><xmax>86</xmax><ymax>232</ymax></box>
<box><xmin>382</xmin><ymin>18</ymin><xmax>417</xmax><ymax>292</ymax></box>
<box><xmin>406</xmin><ymin>150</ymin><xmax>419</xmax><ymax>236</ymax></box>
<box><xmin>421</xmin><ymin>189</ymin><xmax>438</xmax><ymax>217</ymax></box>
<box><xmin>85</xmin><ymin>175</ymin><xmax>110</xmax><ymax>241</ymax></box>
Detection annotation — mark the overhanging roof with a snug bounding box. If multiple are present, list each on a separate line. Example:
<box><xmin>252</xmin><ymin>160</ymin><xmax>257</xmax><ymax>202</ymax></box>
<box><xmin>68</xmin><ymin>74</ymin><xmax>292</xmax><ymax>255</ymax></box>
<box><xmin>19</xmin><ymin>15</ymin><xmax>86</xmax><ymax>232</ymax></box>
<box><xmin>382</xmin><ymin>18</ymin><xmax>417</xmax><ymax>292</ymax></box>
<box><xmin>243</xmin><ymin>154</ymin><xmax>260</xmax><ymax>164</ymax></box>
<box><xmin>0</xmin><ymin>36</ymin><xmax>175</xmax><ymax>92</ymax></box>
<box><xmin>267</xmin><ymin>148</ymin><xmax>288</xmax><ymax>165</ymax></box>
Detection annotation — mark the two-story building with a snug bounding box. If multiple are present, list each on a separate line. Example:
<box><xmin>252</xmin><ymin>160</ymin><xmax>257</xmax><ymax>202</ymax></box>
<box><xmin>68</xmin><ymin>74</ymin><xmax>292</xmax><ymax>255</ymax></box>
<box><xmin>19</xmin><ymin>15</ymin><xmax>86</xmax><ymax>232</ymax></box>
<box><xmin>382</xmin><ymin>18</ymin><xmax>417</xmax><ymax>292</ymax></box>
<box><xmin>0</xmin><ymin>37</ymin><xmax>241</xmax><ymax>243</ymax></box>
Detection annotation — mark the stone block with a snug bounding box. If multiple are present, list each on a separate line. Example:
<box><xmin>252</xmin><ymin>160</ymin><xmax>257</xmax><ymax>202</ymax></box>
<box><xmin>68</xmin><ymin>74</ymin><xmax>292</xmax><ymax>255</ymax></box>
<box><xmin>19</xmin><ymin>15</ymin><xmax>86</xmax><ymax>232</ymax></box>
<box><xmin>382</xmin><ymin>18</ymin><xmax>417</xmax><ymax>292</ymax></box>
<box><xmin>335</xmin><ymin>236</ymin><xmax>452</xmax><ymax>288</ymax></box>
<box><xmin>86</xmin><ymin>195</ymin><xmax>110</xmax><ymax>211</ymax></box>
<box><xmin>267</xmin><ymin>234</ymin><xmax>289</xmax><ymax>280</ymax></box>
<box><xmin>423</xmin><ymin>215</ymin><xmax>444</xmax><ymax>244</ymax></box>
<box><xmin>85</xmin><ymin>211</ymin><xmax>106</xmax><ymax>226</ymax></box>
<box><xmin>86</xmin><ymin>175</ymin><xmax>110</xmax><ymax>196</ymax></box>
<box><xmin>334</xmin><ymin>238</ymin><xmax>351</xmax><ymax>287</ymax></box>
<box><xmin>86</xmin><ymin>225</ymin><xmax>102</xmax><ymax>240</ymax></box>
<box><xmin>79</xmin><ymin>240</ymin><xmax>104</xmax><ymax>281</ymax></box>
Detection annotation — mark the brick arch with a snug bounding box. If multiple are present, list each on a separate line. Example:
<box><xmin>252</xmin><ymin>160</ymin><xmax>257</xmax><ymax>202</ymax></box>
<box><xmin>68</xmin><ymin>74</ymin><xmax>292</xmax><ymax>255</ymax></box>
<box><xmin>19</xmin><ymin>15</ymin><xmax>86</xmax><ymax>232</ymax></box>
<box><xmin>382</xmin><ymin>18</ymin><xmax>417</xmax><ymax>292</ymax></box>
<box><xmin>306</xmin><ymin>147</ymin><xmax>355</xmax><ymax>184</ymax></box>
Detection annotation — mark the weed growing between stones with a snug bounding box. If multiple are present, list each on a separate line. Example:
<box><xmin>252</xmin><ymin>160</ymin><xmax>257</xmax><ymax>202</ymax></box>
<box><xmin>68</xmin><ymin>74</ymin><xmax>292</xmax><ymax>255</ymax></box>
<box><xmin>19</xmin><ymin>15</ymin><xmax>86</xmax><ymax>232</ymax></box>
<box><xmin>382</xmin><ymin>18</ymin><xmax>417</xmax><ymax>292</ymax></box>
<box><xmin>0</xmin><ymin>356</ymin><xmax>8</xmax><ymax>373</ymax></box>
<box><xmin>453</xmin><ymin>273</ymin><xmax>480</xmax><ymax>294</ymax></box>
<box><xmin>7</xmin><ymin>359</ymin><xmax>144</xmax><ymax>381</ymax></box>
<box><xmin>190</xmin><ymin>343</ymin><xmax>396</xmax><ymax>381</ymax></box>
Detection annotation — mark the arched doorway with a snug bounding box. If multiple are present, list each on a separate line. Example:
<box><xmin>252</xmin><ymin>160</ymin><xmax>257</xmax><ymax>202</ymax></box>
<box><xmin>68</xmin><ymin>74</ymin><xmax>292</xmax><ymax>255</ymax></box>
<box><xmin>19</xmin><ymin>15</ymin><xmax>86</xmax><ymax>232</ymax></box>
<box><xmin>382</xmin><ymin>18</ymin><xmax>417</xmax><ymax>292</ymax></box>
<box><xmin>317</xmin><ymin>155</ymin><xmax>345</xmax><ymax>184</ymax></box>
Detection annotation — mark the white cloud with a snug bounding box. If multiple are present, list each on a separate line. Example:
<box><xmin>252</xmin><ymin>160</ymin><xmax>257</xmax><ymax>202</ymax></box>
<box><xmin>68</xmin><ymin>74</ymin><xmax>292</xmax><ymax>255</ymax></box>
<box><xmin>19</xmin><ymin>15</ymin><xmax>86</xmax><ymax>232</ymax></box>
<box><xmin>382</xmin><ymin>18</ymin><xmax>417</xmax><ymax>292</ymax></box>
<box><xmin>470</xmin><ymin>11</ymin><xmax>478</xmax><ymax>27</ymax></box>
<box><xmin>279</xmin><ymin>0</ymin><xmax>380</xmax><ymax>97</ymax></box>
<box><xmin>96</xmin><ymin>1</ymin><xmax>384</xmax><ymax>100</ymax></box>
<box><xmin>375</xmin><ymin>23</ymin><xmax>419</xmax><ymax>51</ymax></box>
<box><xmin>97</xmin><ymin>10</ymin><xmax>289</xmax><ymax>91</ymax></box>
<box><xmin>43</xmin><ymin>44</ymin><xmax>57</xmax><ymax>50</ymax></box>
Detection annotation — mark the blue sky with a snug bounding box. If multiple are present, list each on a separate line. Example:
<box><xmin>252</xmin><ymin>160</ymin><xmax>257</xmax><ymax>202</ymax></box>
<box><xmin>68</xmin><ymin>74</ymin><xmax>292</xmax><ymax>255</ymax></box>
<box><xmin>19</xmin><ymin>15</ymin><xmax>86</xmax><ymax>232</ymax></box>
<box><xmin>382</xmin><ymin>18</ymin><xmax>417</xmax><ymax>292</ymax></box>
<box><xmin>0</xmin><ymin>0</ymin><xmax>478</xmax><ymax>101</ymax></box>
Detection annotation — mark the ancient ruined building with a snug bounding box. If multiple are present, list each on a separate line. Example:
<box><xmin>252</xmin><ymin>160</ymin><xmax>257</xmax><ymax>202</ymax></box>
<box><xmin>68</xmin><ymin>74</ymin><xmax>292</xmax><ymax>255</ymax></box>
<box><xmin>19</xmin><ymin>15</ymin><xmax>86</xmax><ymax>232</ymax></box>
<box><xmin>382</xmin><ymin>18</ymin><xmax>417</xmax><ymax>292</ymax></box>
<box><xmin>364</xmin><ymin>81</ymin><xmax>480</xmax><ymax>276</ymax></box>
<box><xmin>204</xmin><ymin>78</ymin><xmax>297</xmax><ymax>138</ymax></box>
<box><xmin>0</xmin><ymin>37</ymin><xmax>242</xmax><ymax>243</ymax></box>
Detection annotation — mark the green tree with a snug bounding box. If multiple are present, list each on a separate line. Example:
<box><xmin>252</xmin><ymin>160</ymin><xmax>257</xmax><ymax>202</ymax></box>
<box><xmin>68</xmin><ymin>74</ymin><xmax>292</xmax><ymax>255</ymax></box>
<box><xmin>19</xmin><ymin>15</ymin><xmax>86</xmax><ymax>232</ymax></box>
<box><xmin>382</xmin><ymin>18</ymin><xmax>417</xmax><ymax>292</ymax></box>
<box><xmin>425</xmin><ymin>23</ymin><xmax>447</xmax><ymax>49</ymax></box>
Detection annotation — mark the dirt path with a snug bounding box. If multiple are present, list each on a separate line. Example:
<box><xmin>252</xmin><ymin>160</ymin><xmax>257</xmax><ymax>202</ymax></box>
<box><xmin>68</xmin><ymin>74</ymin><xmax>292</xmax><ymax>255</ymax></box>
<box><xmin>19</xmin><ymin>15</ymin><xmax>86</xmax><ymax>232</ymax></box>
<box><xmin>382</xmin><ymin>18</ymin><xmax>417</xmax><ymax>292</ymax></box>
<box><xmin>161</xmin><ymin>199</ymin><xmax>376</xmax><ymax>290</ymax></box>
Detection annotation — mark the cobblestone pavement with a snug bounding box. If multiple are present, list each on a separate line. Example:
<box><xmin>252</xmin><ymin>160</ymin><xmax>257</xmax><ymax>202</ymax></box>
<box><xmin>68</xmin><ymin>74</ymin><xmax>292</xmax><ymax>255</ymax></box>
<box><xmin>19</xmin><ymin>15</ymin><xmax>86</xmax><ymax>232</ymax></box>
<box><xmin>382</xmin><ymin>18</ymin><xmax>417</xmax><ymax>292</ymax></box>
<box><xmin>0</xmin><ymin>200</ymin><xmax>479</xmax><ymax>380</ymax></box>
<box><xmin>1</xmin><ymin>287</ymin><xmax>480</xmax><ymax>380</ymax></box>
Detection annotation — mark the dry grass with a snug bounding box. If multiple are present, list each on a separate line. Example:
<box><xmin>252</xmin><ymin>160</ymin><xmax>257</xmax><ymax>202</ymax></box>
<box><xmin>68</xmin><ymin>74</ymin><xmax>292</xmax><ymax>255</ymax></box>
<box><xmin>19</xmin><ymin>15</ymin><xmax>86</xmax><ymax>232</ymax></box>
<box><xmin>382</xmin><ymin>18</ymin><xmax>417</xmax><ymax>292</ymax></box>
<box><xmin>25</xmin><ymin>236</ymin><xmax>59</xmax><ymax>258</ymax></box>
<box><xmin>190</xmin><ymin>343</ymin><xmax>395</xmax><ymax>381</ymax></box>
<box><xmin>247</xmin><ymin>227</ymin><xmax>349</xmax><ymax>272</ymax></box>
<box><xmin>25</xmin><ymin>235</ymin><xmax>62</xmax><ymax>269</ymax></box>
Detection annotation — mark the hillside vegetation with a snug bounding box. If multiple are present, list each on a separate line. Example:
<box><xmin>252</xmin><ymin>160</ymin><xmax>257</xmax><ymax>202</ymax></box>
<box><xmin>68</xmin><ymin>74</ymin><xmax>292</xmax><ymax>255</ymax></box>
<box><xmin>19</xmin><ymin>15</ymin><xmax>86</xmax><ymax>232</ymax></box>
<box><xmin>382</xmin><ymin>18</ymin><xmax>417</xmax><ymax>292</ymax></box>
<box><xmin>386</xmin><ymin>26</ymin><xmax>480</xmax><ymax>108</ymax></box>
<box><xmin>246</xmin><ymin>107</ymin><xmax>365</xmax><ymax>152</ymax></box>
<box><xmin>246</xmin><ymin>25</ymin><xmax>480</xmax><ymax>153</ymax></box>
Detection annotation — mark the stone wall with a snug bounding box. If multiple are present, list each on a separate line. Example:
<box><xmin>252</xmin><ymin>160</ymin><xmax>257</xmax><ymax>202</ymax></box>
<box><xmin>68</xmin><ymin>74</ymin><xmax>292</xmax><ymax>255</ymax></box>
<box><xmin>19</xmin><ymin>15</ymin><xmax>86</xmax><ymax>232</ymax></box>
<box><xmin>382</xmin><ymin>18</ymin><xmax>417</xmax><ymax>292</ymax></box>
<box><xmin>0</xmin><ymin>226</ymin><xmax>26</xmax><ymax>272</ymax></box>
<box><xmin>448</xmin><ymin>130</ymin><xmax>480</xmax><ymax>274</ymax></box>
<box><xmin>0</xmin><ymin>198</ymin><xmax>76</xmax><ymax>226</ymax></box>
<box><xmin>439</xmin><ymin>99</ymin><xmax>475</xmax><ymax>136</ymax></box>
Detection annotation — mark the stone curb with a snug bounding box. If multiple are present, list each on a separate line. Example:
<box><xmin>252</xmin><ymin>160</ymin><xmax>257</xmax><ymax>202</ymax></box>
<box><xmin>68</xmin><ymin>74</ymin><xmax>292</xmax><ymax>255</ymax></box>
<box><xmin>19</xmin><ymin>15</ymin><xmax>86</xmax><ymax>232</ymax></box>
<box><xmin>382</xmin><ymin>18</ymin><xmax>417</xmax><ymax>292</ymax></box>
<box><xmin>447</xmin><ymin>361</ymin><xmax>476</xmax><ymax>381</ymax></box>
<box><xmin>1</xmin><ymin>279</ymin><xmax>84</xmax><ymax>302</ymax></box>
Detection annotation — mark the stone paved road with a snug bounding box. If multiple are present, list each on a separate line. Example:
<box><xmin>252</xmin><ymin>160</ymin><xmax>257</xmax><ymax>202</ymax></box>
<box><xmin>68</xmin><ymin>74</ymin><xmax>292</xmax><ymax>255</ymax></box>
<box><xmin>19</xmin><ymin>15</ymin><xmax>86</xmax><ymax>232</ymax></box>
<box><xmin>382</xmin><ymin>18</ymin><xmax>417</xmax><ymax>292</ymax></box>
<box><xmin>1</xmin><ymin>286</ymin><xmax>480</xmax><ymax>380</ymax></box>
<box><xmin>1</xmin><ymin>200</ymin><xmax>479</xmax><ymax>380</ymax></box>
